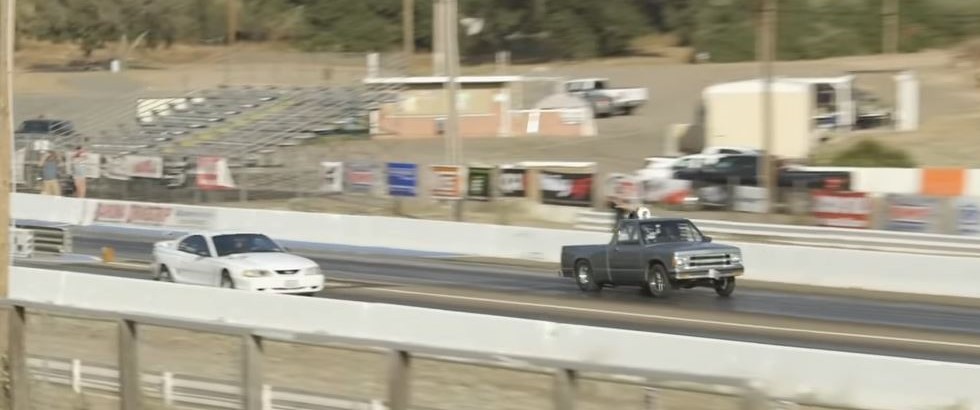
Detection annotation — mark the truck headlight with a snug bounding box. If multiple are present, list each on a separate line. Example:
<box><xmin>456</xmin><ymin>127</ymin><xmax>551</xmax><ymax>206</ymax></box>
<box><xmin>730</xmin><ymin>253</ymin><xmax>742</xmax><ymax>263</ymax></box>
<box><xmin>242</xmin><ymin>269</ymin><xmax>271</xmax><ymax>277</ymax></box>
<box><xmin>672</xmin><ymin>255</ymin><xmax>686</xmax><ymax>268</ymax></box>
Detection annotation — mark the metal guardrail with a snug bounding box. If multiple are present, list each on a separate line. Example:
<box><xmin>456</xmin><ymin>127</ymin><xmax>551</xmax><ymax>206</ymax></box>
<box><xmin>1</xmin><ymin>299</ymin><xmax>864</xmax><ymax>410</ymax></box>
<box><xmin>12</xmin><ymin>220</ymin><xmax>72</xmax><ymax>255</ymax></box>
<box><xmin>575</xmin><ymin>210</ymin><xmax>980</xmax><ymax>257</ymax></box>
<box><xmin>11</xmin><ymin>228</ymin><xmax>34</xmax><ymax>258</ymax></box>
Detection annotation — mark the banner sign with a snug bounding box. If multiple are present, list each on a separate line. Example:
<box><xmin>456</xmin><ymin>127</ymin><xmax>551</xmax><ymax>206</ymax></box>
<box><xmin>467</xmin><ymin>166</ymin><xmax>492</xmax><ymax>201</ymax></box>
<box><xmin>346</xmin><ymin>162</ymin><xmax>377</xmax><ymax>194</ymax></box>
<box><xmin>196</xmin><ymin>157</ymin><xmax>236</xmax><ymax>190</ymax></box>
<box><xmin>605</xmin><ymin>173</ymin><xmax>640</xmax><ymax>205</ymax></box>
<box><xmin>92</xmin><ymin>202</ymin><xmax>217</xmax><ymax>229</ymax></box>
<box><xmin>539</xmin><ymin>171</ymin><xmax>593</xmax><ymax>207</ymax></box>
<box><xmin>431</xmin><ymin>165</ymin><xmax>465</xmax><ymax>200</ymax></box>
<box><xmin>883</xmin><ymin>194</ymin><xmax>941</xmax><ymax>233</ymax></box>
<box><xmin>499</xmin><ymin>167</ymin><xmax>527</xmax><ymax>198</ymax></box>
<box><xmin>955</xmin><ymin>197</ymin><xmax>980</xmax><ymax>236</ymax></box>
<box><xmin>320</xmin><ymin>161</ymin><xmax>344</xmax><ymax>194</ymax></box>
<box><xmin>732</xmin><ymin>186</ymin><xmax>770</xmax><ymax>213</ymax></box>
<box><xmin>640</xmin><ymin>177</ymin><xmax>692</xmax><ymax>205</ymax></box>
<box><xmin>811</xmin><ymin>190</ymin><xmax>872</xmax><ymax>228</ymax></box>
<box><xmin>103</xmin><ymin>155</ymin><xmax>164</xmax><ymax>180</ymax></box>
<box><xmin>386</xmin><ymin>162</ymin><xmax>418</xmax><ymax>197</ymax></box>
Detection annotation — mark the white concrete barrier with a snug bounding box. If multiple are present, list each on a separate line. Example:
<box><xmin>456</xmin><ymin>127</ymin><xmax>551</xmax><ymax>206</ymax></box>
<box><xmin>10</xmin><ymin>266</ymin><xmax>980</xmax><ymax>410</ymax></box>
<box><xmin>12</xmin><ymin>193</ymin><xmax>980</xmax><ymax>298</ymax></box>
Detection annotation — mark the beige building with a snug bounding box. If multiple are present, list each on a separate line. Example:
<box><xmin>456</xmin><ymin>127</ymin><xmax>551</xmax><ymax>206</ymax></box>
<box><xmin>363</xmin><ymin>76</ymin><xmax>596</xmax><ymax>139</ymax></box>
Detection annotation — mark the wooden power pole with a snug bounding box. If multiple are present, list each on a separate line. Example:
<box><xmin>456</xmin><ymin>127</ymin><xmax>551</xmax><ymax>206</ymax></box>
<box><xmin>403</xmin><ymin>0</ymin><xmax>414</xmax><ymax>68</ymax></box>
<box><xmin>759</xmin><ymin>0</ymin><xmax>777</xmax><ymax>212</ymax></box>
<box><xmin>226</xmin><ymin>0</ymin><xmax>239</xmax><ymax>45</ymax></box>
<box><xmin>0</xmin><ymin>0</ymin><xmax>16</xmax><ymax>298</ymax></box>
<box><xmin>882</xmin><ymin>0</ymin><xmax>899</xmax><ymax>54</ymax></box>
<box><xmin>443</xmin><ymin>0</ymin><xmax>463</xmax><ymax>221</ymax></box>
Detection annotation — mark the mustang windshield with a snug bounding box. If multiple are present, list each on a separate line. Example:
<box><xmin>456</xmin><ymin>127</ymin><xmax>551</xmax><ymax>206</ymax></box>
<box><xmin>638</xmin><ymin>220</ymin><xmax>704</xmax><ymax>244</ymax></box>
<box><xmin>213</xmin><ymin>233</ymin><xmax>283</xmax><ymax>256</ymax></box>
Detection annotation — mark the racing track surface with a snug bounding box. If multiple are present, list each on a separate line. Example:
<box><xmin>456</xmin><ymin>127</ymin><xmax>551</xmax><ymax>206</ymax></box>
<box><xmin>16</xmin><ymin>225</ymin><xmax>980</xmax><ymax>365</ymax></box>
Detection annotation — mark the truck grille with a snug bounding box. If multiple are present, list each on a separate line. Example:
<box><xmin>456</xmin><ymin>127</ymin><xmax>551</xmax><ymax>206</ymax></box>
<box><xmin>687</xmin><ymin>254</ymin><xmax>732</xmax><ymax>268</ymax></box>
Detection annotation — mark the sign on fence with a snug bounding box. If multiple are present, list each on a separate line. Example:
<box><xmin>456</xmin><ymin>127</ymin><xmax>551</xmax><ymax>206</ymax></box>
<box><xmin>386</xmin><ymin>162</ymin><xmax>418</xmax><ymax>197</ymax></box>
<box><xmin>431</xmin><ymin>165</ymin><xmax>464</xmax><ymax>200</ymax></box>
<box><xmin>883</xmin><ymin>194</ymin><xmax>941</xmax><ymax>233</ymax></box>
<box><xmin>733</xmin><ymin>186</ymin><xmax>769</xmax><ymax>213</ymax></box>
<box><xmin>92</xmin><ymin>202</ymin><xmax>217</xmax><ymax>229</ymax></box>
<box><xmin>606</xmin><ymin>173</ymin><xmax>640</xmax><ymax>205</ymax></box>
<box><xmin>499</xmin><ymin>167</ymin><xmax>527</xmax><ymax>198</ymax></box>
<box><xmin>811</xmin><ymin>190</ymin><xmax>872</xmax><ymax>228</ymax></box>
<box><xmin>467</xmin><ymin>166</ymin><xmax>492</xmax><ymax>201</ymax></box>
<box><xmin>640</xmin><ymin>177</ymin><xmax>692</xmax><ymax>205</ymax></box>
<box><xmin>539</xmin><ymin>171</ymin><xmax>593</xmax><ymax>207</ymax></box>
<box><xmin>196</xmin><ymin>157</ymin><xmax>236</xmax><ymax>190</ymax></box>
<box><xmin>955</xmin><ymin>197</ymin><xmax>980</xmax><ymax>236</ymax></box>
<box><xmin>346</xmin><ymin>162</ymin><xmax>377</xmax><ymax>194</ymax></box>
<box><xmin>320</xmin><ymin>162</ymin><xmax>344</xmax><ymax>193</ymax></box>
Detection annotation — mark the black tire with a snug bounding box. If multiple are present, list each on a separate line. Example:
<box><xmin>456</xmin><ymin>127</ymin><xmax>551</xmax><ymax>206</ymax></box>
<box><xmin>646</xmin><ymin>263</ymin><xmax>672</xmax><ymax>298</ymax></box>
<box><xmin>220</xmin><ymin>271</ymin><xmax>236</xmax><ymax>289</ymax></box>
<box><xmin>574</xmin><ymin>260</ymin><xmax>601</xmax><ymax>293</ymax></box>
<box><xmin>714</xmin><ymin>277</ymin><xmax>736</xmax><ymax>297</ymax></box>
<box><xmin>155</xmin><ymin>265</ymin><xmax>173</xmax><ymax>282</ymax></box>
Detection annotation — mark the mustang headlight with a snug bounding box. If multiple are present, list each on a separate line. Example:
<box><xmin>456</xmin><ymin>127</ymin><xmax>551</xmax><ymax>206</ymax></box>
<box><xmin>241</xmin><ymin>269</ymin><xmax>272</xmax><ymax>278</ymax></box>
<box><xmin>305</xmin><ymin>266</ymin><xmax>322</xmax><ymax>276</ymax></box>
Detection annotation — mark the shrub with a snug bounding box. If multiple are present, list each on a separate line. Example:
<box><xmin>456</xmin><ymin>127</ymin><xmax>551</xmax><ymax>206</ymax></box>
<box><xmin>828</xmin><ymin>139</ymin><xmax>917</xmax><ymax>167</ymax></box>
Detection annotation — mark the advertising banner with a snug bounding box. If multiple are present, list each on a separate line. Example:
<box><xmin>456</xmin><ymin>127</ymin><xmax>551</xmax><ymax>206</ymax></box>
<box><xmin>539</xmin><ymin>171</ymin><xmax>593</xmax><ymax>207</ymax></box>
<box><xmin>431</xmin><ymin>165</ymin><xmax>465</xmax><ymax>200</ymax></box>
<box><xmin>811</xmin><ymin>190</ymin><xmax>872</xmax><ymax>228</ymax></box>
<box><xmin>640</xmin><ymin>177</ymin><xmax>692</xmax><ymax>205</ymax></box>
<box><xmin>955</xmin><ymin>196</ymin><xmax>980</xmax><ymax>236</ymax></box>
<box><xmin>124</xmin><ymin>155</ymin><xmax>164</xmax><ymax>179</ymax></box>
<box><xmin>92</xmin><ymin>202</ymin><xmax>217</xmax><ymax>230</ymax></box>
<box><xmin>499</xmin><ymin>167</ymin><xmax>527</xmax><ymax>198</ymax></box>
<box><xmin>196</xmin><ymin>156</ymin><xmax>236</xmax><ymax>190</ymax></box>
<box><xmin>467</xmin><ymin>166</ymin><xmax>492</xmax><ymax>201</ymax></box>
<box><xmin>732</xmin><ymin>186</ymin><xmax>770</xmax><ymax>213</ymax></box>
<box><xmin>320</xmin><ymin>161</ymin><xmax>344</xmax><ymax>194</ymax></box>
<box><xmin>386</xmin><ymin>162</ymin><xmax>418</xmax><ymax>197</ymax></box>
<box><xmin>605</xmin><ymin>173</ymin><xmax>640</xmax><ymax>205</ymax></box>
<box><xmin>346</xmin><ymin>162</ymin><xmax>377</xmax><ymax>194</ymax></box>
<box><xmin>883</xmin><ymin>194</ymin><xmax>941</xmax><ymax>233</ymax></box>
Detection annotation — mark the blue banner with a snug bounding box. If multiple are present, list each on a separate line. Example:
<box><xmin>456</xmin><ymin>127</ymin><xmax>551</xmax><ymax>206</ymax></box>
<box><xmin>386</xmin><ymin>162</ymin><xmax>418</xmax><ymax>197</ymax></box>
<box><xmin>884</xmin><ymin>194</ymin><xmax>940</xmax><ymax>233</ymax></box>
<box><xmin>956</xmin><ymin>197</ymin><xmax>980</xmax><ymax>236</ymax></box>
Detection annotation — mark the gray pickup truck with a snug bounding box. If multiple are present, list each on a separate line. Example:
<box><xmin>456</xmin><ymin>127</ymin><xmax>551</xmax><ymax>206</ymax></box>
<box><xmin>559</xmin><ymin>217</ymin><xmax>743</xmax><ymax>298</ymax></box>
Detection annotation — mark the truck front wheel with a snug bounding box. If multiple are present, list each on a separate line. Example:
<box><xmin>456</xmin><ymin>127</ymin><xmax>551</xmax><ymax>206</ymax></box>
<box><xmin>714</xmin><ymin>277</ymin><xmax>736</xmax><ymax>297</ymax></box>
<box><xmin>646</xmin><ymin>263</ymin><xmax>672</xmax><ymax>298</ymax></box>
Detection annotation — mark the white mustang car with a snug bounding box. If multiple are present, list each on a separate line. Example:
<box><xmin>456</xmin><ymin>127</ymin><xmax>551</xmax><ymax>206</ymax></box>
<box><xmin>152</xmin><ymin>231</ymin><xmax>325</xmax><ymax>296</ymax></box>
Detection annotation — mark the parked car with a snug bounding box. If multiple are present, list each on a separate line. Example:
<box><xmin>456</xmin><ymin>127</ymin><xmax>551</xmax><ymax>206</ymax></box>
<box><xmin>559</xmin><ymin>217</ymin><xmax>743</xmax><ymax>298</ymax></box>
<box><xmin>673</xmin><ymin>154</ymin><xmax>851</xmax><ymax>189</ymax></box>
<box><xmin>563</xmin><ymin>78</ymin><xmax>648</xmax><ymax>116</ymax></box>
<box><xmin>152</xmin><ymin>231</ymin><xmax>326</xmax><ymax>296</ymax></box>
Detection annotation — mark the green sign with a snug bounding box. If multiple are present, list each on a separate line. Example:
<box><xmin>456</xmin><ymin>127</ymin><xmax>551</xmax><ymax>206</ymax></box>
<box><xmin>467</xmin><ymin>167</ymin><xmax>492</xmax><ymax>201</ymax></box>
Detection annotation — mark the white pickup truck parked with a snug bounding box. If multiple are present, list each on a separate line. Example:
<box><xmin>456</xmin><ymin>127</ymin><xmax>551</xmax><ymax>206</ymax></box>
<box><xmin>564</xmin><ymin>78</ymin><xmax>648</xmax><ymax>116</ymax></box>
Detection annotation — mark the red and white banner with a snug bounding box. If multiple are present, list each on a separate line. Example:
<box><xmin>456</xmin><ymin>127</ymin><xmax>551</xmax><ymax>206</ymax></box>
<box><xmin>104</xmin><ymin>155</ymin><xmax>164</xmax><ymax>180</ymax></box>
<box><xmin>196</xmin><ymin>156</ymin><xmax>236</xmax><ymax>190</ymax></box>
<box><xmin>811</xmin><ymin>190</ymin><xmax>872</xmax><ymax>228</ymax></box>
<box><xmin>430</xmin><ymin>165</ymin><xmax>465</xmax><ymax>200</ymax></box>
<box><xmin>91</xmin><ymin>201</ymin><xmax>217</xmax><ymax>229</ymax></box>
<box><xmin>606</xmin><ymin>173</ymin><xmax>641</xmax><ymax>205</ymax></box>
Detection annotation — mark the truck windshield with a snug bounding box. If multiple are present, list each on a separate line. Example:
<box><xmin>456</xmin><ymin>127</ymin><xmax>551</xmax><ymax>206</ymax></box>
<box><xmin>638</xmin><ymin>220</ymin><xmax>703</xmax><ymax>244</ymax></box>
<box><xmin>212</xmin><ymin>233</ymin><xmax>283</xmax><ymax>256</ymax></box>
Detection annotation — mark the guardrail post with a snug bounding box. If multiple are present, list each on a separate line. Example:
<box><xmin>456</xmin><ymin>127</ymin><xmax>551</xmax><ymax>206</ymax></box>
<box><xmin>242</xmin><ymin>334</ymin><xmax>264</xmax><ymax>410</ymax></box>
<box><xmin>553</xmin><ymin>368</ymin><xmax>577</xmax><ymax>410</ymax></box>
<box><xmin>386</xmin><ymin>350</ymin><xmax>411</xmax><ymax>410</ymax></box>
<box><xmin>8</xmin><ymin>306</ymin><xmax>29</xmax><ymax>410</ymax></box>
<box><xmin>118</xmin><ymin>319</ymin><xmax>141</xmax><ymax>409</ymax></box>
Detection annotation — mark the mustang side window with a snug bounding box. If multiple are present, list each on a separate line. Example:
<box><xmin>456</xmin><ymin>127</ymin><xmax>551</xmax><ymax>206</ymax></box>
<box><xmin>179</xmin><ymin>235</ymin><xmax>209</xmax><ymax>257</ymax></box>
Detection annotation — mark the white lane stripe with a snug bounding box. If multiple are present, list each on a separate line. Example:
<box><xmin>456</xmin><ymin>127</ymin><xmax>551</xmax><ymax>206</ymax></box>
<box><xmin>363</xmin><ymin>287</ymin><xmax>980</xmax><ymax>350</ymax></box>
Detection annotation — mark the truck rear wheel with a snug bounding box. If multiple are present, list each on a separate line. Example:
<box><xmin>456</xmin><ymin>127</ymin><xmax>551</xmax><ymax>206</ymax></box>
<box><xmin>647</xmin><ymin>263</ymin><xmax>672</xmax><ymax>298</ymax></box>
<box><xmin>714</xmin><ymin>277</ymin><xmax>736</xmax><ymax>297</ymax></box>
<box><xmin>575</xmin><ymin>260</ymin><xmax>601</xmax><ymax>293</ymax></box>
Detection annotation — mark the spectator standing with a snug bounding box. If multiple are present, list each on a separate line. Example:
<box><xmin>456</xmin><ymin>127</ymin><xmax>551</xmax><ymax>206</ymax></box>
<box><xmin>70</xmin><ymin>146</ymin><xmax>89</xmax><ymax>198</ymax></box>
<box><xmin>38</xmin><ymin>150</ymin><xmax>61</xmax><ymax>196</ymax></box>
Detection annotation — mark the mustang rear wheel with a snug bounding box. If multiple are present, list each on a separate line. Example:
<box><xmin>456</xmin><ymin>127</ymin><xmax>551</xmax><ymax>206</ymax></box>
<box><xmin>714</xmin><ymin>277</ymin><xmax>736</xmax><ymax>297</ymax></box>
<box><xmin>575</xmin><ymin>260</ymin><xmax>600</xmax><ymax>293</ymax></box>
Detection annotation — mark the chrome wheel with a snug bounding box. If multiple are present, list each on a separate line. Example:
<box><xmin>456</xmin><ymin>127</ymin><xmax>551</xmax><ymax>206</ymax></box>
<box><xmin>575</xmin><ymin>260</ymin><xmax>600</xmax><ymax>292</ymax></box>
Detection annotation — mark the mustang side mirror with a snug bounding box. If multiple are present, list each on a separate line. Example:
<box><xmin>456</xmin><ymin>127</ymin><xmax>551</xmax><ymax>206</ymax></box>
<box><xmin>703</xmin><ymin>236</ymin><xmax>713</xmax><ymax>242</ymax></box>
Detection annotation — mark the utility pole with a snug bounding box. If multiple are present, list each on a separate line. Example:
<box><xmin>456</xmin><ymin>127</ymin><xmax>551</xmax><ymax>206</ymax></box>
<box><xmin>882</xmin><ymin>0</ymin><xmax>899</xmax><ymax>54</ymax></box>
<box><xmin>432</xmin><ymin>0</ymin><xmax>445</xmax><ymax>75</ymax></box>
<box><xmin>226</xmin><ymin>0</ymin><xmax>239</xmax><ymax>45</ymax></box>
<box><xmin>0</xmin><ymin>0</ymin><xmax>16</xmax><ymax>298</ymax></box>
<box><xmin>403</xmin><ymin>0</ymin><xmax>414</xmax><ymax>72</ymax></box>
<box><xmin>759</xmin><ymin>0</ymin><xmax>777</xmax><ymax>212</ymax></box>
<box><xmin>443</xmin><ymin>0</ymin><xmax>463</xmax><ymax>221</ymax></box>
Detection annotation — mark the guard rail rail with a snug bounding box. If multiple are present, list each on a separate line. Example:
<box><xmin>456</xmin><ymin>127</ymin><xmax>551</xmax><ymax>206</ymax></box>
<box><xmin>576</xmin><ymin>210</ymin><xmax>980</xmax><ymax>257</ymax></box>
<box><xmin>14</xmin><ymin>220</ymin><xmax>72</xmax><ymax>254</ymax></box>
